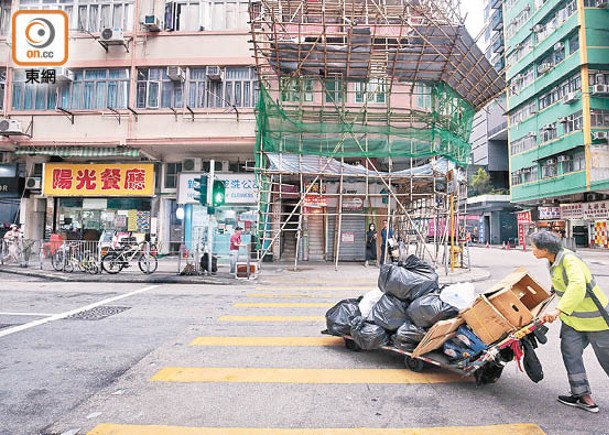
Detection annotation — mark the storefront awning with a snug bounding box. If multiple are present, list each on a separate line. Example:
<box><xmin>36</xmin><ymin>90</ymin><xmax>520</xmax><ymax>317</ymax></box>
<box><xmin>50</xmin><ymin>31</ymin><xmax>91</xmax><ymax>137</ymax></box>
<box><xmin>14</xmin><ymin>146</ymin><xmax>140</xmax><ymax>158</ymax></box>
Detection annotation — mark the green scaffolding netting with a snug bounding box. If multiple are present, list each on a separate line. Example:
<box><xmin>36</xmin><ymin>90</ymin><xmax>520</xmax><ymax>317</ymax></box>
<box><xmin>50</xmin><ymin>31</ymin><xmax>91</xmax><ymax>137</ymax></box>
<box><xmin>255</xmin><ymin>81</ymin><xmax>475</xmax><ymax>167</ymax></box>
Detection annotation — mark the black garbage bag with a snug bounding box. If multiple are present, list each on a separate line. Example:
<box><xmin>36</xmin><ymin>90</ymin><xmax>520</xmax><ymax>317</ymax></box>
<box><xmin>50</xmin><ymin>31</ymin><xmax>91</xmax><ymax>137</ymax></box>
<box><xmin>377</xmin><ymin>255</ymin><xmax>439</xmax><ymax>302</ymax></box>
<box><xmin>406</xmin><ymin>293</ymin><xmax>459</xmax><ymax>328</ymax></box>
<box><xmin>369</xmin><ymin>294</ymin><xmax>410</xmax><ymax>331</ymax></box>
<box><xmin>350</xmin><ymin>316</ymin><xmax>389</xmax><ymax>350</ymax></box>
<box><xmin>325</xmin><ymin>298</ymin><xmax>360</xmax><ymax>336</ymax></box>
<box><xmin>391</xmin><ymin>319</ymin><xmax>427</xmax><ymax>351</ymax></box>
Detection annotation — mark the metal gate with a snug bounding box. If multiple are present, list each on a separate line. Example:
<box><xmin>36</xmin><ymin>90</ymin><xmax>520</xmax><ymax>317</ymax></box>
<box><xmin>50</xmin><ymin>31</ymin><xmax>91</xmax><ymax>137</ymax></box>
<box><xmin>327</xmin><ymin>209</ymin><xmax>366</xmax><ymax>261</ymax></box>
<box><xmin>305</xmin><ymin>213</ymin><xmax>325</xmax><ymax>261</ymax></box>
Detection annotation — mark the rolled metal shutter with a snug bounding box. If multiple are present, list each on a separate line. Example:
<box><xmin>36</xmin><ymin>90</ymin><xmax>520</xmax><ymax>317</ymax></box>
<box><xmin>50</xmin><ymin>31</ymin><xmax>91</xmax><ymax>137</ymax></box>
<box><xmin>327</xmin><ymin>208</ymin><xmax>366</xmax><ymax>261</ymax></box>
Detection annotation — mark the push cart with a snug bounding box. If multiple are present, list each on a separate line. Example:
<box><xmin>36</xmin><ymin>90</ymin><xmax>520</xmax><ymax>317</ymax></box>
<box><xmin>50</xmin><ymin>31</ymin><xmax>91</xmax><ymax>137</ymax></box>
<box><xmin>330</xmin><ymin>319</ymin><xmax>546</xmax><ymax>385</ymax></box>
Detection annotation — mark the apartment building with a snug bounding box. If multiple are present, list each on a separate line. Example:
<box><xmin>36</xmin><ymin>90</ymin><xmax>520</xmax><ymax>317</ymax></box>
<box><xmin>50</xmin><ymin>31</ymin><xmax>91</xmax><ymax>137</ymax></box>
<box><xmin>0</xmin><ymin>0</ymin><xmax>258</xmax><ymax>253</ymax></box>
<box><xmin>505</xmin><ymin>0</ymin><xmax>609</xmax><ymax>248</ymax></box>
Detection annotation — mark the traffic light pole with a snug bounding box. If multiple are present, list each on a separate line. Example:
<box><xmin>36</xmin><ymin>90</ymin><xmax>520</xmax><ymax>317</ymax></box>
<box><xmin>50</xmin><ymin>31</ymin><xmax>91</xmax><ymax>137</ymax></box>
<box><xmin>207</xmin><ymin>160</ymin><xmax>215</xmax><ymax>275</ymax></box>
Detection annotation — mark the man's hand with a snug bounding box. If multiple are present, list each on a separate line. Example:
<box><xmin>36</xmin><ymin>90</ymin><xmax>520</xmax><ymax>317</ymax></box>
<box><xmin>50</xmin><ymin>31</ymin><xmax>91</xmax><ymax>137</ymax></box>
<box><xmin>542</xmin><ymin>308</ymin><xmax>562</xmax><ymax>323</ymax></box>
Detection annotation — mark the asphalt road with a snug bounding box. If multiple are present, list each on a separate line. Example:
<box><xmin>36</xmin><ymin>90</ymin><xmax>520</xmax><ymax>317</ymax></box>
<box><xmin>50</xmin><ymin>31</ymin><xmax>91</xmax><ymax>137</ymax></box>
<box><xmin>0</xmin><ymin>247</ymin><xmax>608</xmax><ymax>435</ymax></box>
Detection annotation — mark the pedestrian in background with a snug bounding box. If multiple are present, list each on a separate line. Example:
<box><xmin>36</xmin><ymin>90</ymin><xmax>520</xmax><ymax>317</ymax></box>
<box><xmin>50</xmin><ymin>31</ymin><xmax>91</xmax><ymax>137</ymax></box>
<box><xmin>531</xmin><ymin>230</ymin><xmax>609</xmax><ymax>413</ymax></box>
<box><xmin>229</xmin><ymin>226</ymin><xmax>243</xmax><ymax>275</ymax></box>
<box><xmin>380</xmin><ymin>219</ymin><xmax>394</xmax><ymax>265</ymax></box>
<box><xmin>364</xmin><ymin>223</ymin><xmax>377</xmax><ymax>267</ymax></box>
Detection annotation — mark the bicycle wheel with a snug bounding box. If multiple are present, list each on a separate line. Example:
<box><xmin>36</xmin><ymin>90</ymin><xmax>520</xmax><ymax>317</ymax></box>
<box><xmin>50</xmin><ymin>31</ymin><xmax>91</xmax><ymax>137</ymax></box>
<box><xmin>101</xmin><ymin>252</ymin><xmax>124</xmax><ymax>274</ymax></box>
<box><xmin>84</xmin><ymin>253</ymin><xmax>100</xmax><ymax>274</ymax></box>
<box><xmin>138</xmin><ymin>254</ymin><xmax>158</xmax><ymax>274</ymax></box>
<box><xmin>64</xmin><ymin>259</ymin><xmax>75</xmax><ymax>273</ymax></box>
<box><xmin>51</xmin><ymin>251</ymin><xmax>65</xmax><ymax>271</ymax></box>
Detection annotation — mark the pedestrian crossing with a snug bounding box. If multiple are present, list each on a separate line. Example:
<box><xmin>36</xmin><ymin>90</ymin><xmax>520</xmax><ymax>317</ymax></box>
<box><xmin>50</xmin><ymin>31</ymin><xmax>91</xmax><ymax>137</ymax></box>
<box><xmin>85</xmin><ymin>278</ymin><xmax>546</xmax><ymax>434</ymax></box>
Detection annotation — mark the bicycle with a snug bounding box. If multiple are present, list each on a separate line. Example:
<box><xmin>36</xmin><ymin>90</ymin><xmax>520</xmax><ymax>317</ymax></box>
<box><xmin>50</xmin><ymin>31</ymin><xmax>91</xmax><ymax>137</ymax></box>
<box><xmin>101</xmin><ymin>241</ymin><xmax>158</xmax><ymax>274</ymax></box>
<box><xmin>51</xmin><ymin>242</ymin><xmax>100</xmax><ymax>274</ymax></box>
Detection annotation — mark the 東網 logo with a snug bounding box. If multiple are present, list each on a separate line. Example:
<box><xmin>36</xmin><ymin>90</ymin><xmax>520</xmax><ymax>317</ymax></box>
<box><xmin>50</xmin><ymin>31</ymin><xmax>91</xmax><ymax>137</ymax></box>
<box><xmin>12</xmin><ymin>10</ymin><xmax>68</xmax><ymax>66</ymax></box>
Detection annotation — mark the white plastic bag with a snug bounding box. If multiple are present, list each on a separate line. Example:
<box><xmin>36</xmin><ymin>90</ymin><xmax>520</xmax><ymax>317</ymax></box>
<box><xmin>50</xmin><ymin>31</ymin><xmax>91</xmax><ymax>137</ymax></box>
<box><xmin>440</xmin><ymin>282</ymin><xmax>476</xmax><ymax>311</ymax></box>
<box><xmin>358</xmin><ymin>289</ymin><xmax>384</xmax><ymax>317</ymax></box>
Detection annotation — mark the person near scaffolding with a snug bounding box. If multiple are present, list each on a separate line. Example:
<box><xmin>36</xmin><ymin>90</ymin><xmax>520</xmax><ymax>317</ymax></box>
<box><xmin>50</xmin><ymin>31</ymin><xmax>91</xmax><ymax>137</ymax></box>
<box><xmin>380</xmin><ymin>220</ymin><xmax>394</xmax><ymax>265</ymax></box>
<box><xmin>364</xmin><ymin>223</ymin><xmax>378</xmax><ymax>267</ymax></box>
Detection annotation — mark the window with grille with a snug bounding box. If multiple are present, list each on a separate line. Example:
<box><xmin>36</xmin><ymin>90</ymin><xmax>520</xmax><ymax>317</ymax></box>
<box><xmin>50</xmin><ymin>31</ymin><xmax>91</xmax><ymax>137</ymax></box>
<box><xmin>189</xmin><ymin>67</ymin><xmax>257</xmax><ymax>108</ymax></box>
<box><xmin>325</xmin><ymin>77</ymin><xmax>346</xmax><ymax>104</ymax></box>
<box><xmin>12</xmin><ymin>69</ymin><xmax>59</xmax><ymax>110</ymax></box>
<box><xmin>280</xmin><ymin>77</ymin><xmax>314</xmax><ymax>103</ymax></box>
<box><xmin>0</xmin><ymin>69</ymin><xmax>5</xmax><ymax>110</ymax></box>
<box><xmin>0</xmin><ymin>0</ymin><xmax>10</xmax><ymax>36</ymax></box>
<box><xmin>164</xmin><ymin>0</ymin><xmax>249</xmax><ymax>31</ymax></box>
<box><xmin>355</xmin><ymin>78</ymin><xmax>386</xmax><ymax>104</ymax></box>
<box><xmin>164</xmin><ymin>162</ymin><xmax>182</xmax><ymax>189</ymax></box>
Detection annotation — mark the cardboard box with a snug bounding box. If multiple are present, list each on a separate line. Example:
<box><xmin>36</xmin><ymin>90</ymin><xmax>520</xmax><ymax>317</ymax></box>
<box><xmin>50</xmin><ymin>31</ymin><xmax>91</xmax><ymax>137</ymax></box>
<box><xmin>461</xmin><ymin>295</ymin><xmax>515</xmax><ymax>345</ymax></box>
<box><xmin>412</xmin><ymin>317</ymin><xmax>464</xmax><ymax>358</ymax></box>
<box><xmin>486</xmin><ymin>268</ymin><xmax>552</xmax><ymax>327</ymax></box>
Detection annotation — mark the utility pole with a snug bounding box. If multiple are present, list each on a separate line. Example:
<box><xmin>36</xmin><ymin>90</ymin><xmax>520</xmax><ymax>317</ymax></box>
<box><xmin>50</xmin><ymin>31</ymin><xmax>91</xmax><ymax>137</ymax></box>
<box><xmin>207</xmin><ymin>160</ymin><xmax>215</xmax><ymax>275</ymax></box>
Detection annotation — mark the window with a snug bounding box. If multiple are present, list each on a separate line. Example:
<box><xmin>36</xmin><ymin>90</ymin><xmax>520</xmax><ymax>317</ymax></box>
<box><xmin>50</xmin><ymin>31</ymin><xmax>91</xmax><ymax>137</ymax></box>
<box><xmin>165</xmin><ymin>0</ymin><xmax>249</xmax><ymax>31</ymax></box>
<box><xmin>414</xmin><ymin>83</ymin><xmax>432</xmax><ymax>109</ymax></box>
<box><xmin>355</xmin><ymin>78</ymin><xmax>386</xmax><ymax>104</ymax></box>
<box><xmin>189</xmin><ymin>66</ymin><xmax>257</xmax><ymax>108</ymax></box>
<box><xmin>137</xmin><ymin>68</ymin><xmax>183</xmax><ymax>109</ymax></box>
<box><xmin>12</xmin><ymin>69</ymin><xmax>59</xmax><ymax>110</ymax></box>
<box><xmin>0</xmin><ymin>1</ymin><xmax>10</xmax><ymax>36</ymax></box>
<box><xmin>17</xmin><ymin>0</ymin><xmax>133</xmax><ymax>33</ymax></box>
<box><xmin>325</xmin><ymin>77</ymin><xmax>346</xmax><ymax>104</ymax></box>
<box><xmin>510</xmin><ymin>133</ymin><xmax>537</xmax><ymax>155</ymax></box>
<box><xmin>539</xmin><ymin>73</ymin><xmax>581</xmax><ymax>110</ymax></box>
<box><xmin>77</xmin><ymin>0</ymin><xmax>134</xmax><ymax>32</ymax></box>
<box><xmin>280</xmin><ymin>77</ymin><xmax>314</xmax><ymax>103</ymax></box>
<box><xmin>164</xmin><ymin>162</ymin><xmax>182</xmax><ymax>189</ymax></box>
<box><xmin>573</xmin><ymin>151</ymin><xmax>585</xmax><ymax>172</ymax></box>
<box><xmin>63</xmin><ymin>69</ymin><xmax>129</xmax><ymax>110</ymax></box>
<box><xmin>540</xmin><ymin>123</ymin><xmax>557</xmax><ymax>143</ymax></box>
<box><xmin>591</xmin><ymin>109</ymin><xmax>609</xmax><ymax>127</ymax></box>
<box><xmin>541</xmin><ymin>159</ymin><xmax>557</xmax><ymax>178</ymax></box>
<box><xmin>564</xmin><ymin>111</ymin><xmax>584</xmax><ymax>134</ymax></box>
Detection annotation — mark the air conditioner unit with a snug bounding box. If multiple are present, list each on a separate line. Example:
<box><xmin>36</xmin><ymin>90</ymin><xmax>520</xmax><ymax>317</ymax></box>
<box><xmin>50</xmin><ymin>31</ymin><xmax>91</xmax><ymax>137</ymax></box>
<box><xmin>100</xmin><ymin>27</ymin><xmax>124</xmax><ymax>43</ymax></box>
<box><xmin>0</xmin><ymin>118</ymin><xmax>23</xmax><ymax>135</ymax></box>
<box><xmin>217</xmin><ymin>160</ymin><xmax>229</xmax><ymax>172</ymax></box>
<box><xmin>54</xmin><ymin>67</ymin><xmax>74</xmax><ymax>83</ymax></box>
<box><xmin>144</xmin><ymin>14</ymin><xmax>162</xmax><ymax>32</ymax></box>
<box><xmin>557</xmin><ymin>155</ymin><xmax>572</xmax><ymax>162</ymax></box>
<box><xmin>592</xmin><ymin>84</ymin><xmax>609</xmax><ymax>95</ymax></box>
<box><xmin>545</xmin><ymin>158</ymin><xmax>557</xmax><ymax>165</ymax></box>
<box><xmin>553</xmin><ymin>42</ymin><xmax>564</xmax><ymax>51</ymax></box>
<box><xmin>532</xmin><ymin>24</ymin><xmax>544</xmax><ymax>33</ymax></box>
<box><xmin>597</xmin><ymin>0</ymin><xmax>608</xmax><ymax>7</ymax></box>
<box><xmin>25</xmin><ymin>177</ymin><xmax>41</xmax><ymax>190</ymax></box>
<box><xmin>528</xmin><ymin>132</ymin><xmax>537</xmax><ymax>138</ymax></box>
<box><xmin>559</xmin><ymin>117</ymin><xmax>569</xmax><ymax>124</ymax></box>
<box><xmin>167</xmin><ymin>66</ymin><xmax>185</xmax><ymax>82</ymax></box>
<box><xmin>593</xmin><ymin>131</ymin><xmax>609</xmax><ymax>140</ymax></box>
<box><xmin>537</xmin><ymin>63</ymin><xmax>553</xmax><ymax>75</ymax></box>
<box><xmin>542</xmin><ymin>124</ymin><xmax>555</xmax><ymax>131</ymax></box>
<box><xmin>596</xmin><ymin>74</ymin><xmax>606</xmax><ymax>85</ymax></box>
<box><xmin>181</xmin><ymin>158</ymin><xmax>200</xmax><ymax>172</ymax></box>
<box><xmin>206</xmin><ymin>66</ymin><xmax>223</xmax><ymax>81</ymax></box>
<box><xmin>563</xmin><ymin>92</ymin><xmax>578</xmax><ymax>104</ymax></box>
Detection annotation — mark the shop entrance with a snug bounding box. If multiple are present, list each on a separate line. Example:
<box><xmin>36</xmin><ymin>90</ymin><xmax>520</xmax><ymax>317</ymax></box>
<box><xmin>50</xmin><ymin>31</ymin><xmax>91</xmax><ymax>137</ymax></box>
<box><xmin>281</xmin><ymin>202</ymin><xmax>299</xmax><ymax>260</ymax></box>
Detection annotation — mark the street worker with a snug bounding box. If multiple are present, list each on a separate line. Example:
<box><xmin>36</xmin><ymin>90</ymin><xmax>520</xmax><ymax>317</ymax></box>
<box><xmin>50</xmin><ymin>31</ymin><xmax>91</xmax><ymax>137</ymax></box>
<box><xmin>229</xmin><ymin>226</ymin><xmax>244</xmax><ymax>275</ymax></box>
<box><xmin>531</xmin><ymin>230</ymin><xmax>609</xmax><ymax>413</ymax></box>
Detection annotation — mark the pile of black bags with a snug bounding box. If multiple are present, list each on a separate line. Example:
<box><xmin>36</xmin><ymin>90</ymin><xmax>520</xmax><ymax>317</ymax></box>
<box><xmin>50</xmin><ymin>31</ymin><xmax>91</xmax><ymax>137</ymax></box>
<box><xmin>325</xmin><ymin>255</ymin><xmax>460</xmax><ymax>352</ymax></box>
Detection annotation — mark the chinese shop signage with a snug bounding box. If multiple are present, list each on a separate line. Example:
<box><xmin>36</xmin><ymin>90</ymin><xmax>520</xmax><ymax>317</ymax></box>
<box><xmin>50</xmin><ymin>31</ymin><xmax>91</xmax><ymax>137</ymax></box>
<box><xmin>538</xmin><ymin>206</ymin><xmax>561</xmax><ymax>220</ymax></box>
<box><xmin>582</xmin><ymin>200</ymin><xmax>609</xmax><ymax>219</ymax></box>
<box><xmin>43</xmin><ymin>163</ymin><xmax>154</xmax><ymax>197</ymax></box>
<box><xmin>177</xmin><ymin>173</ymin><xmax>258</xmax><ymax>205</ymax></box>
<box><xmin>516</xmin><ymin>211</ymin><xmax>532</xmax><ymax>225</ymax></box>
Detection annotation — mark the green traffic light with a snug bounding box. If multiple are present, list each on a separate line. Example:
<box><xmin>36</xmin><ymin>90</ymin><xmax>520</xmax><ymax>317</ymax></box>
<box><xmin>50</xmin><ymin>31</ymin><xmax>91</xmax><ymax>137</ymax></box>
<box><xmin>212</xmin><ymin>179</ymin><xmax>226</xmax><ymax>207</ymax></box>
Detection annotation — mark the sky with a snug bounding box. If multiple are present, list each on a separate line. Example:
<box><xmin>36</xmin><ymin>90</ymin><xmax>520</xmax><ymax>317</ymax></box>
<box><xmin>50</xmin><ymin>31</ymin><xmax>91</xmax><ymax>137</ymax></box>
<box><xmin>462</xmin><ymin>0</ymin><xmax>487</xmax><ymax>41</ymax></box>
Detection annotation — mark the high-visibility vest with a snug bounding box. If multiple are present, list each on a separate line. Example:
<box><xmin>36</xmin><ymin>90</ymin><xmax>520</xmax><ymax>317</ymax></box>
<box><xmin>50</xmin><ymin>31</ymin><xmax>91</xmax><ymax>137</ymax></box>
<box><xmin>550</xmin><ymin>249</ymin><xmax>609</xmax><ymax>332</ymax></box>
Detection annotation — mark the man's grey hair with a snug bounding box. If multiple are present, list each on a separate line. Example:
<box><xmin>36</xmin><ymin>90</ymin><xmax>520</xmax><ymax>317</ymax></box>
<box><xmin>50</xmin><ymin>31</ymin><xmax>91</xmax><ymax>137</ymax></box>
<box><xmin>531</xmin><ymin>230</ymin><xmax>562</xmax><ymax>254</ymax></box>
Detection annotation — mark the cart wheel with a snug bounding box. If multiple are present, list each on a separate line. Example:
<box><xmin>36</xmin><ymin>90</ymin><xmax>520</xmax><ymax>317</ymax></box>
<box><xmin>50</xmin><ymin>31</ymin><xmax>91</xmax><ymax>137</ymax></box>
<box><xmin>404</xmin><ymin>356</ymin><xmax>425</xmax><ymax>372</ymax></box>
<box><xmin>344</xmin><ymin>338</ymin><xmax>361</xmax><ymax>351</ymax></box>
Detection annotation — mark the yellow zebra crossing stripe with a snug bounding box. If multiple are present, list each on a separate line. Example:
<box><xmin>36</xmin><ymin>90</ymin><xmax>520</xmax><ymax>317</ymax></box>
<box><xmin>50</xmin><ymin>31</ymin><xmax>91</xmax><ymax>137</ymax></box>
<box><xmin>246</xmin><ymin>293</ymin><xmax>350</xmax><ymax>298</ymax></box>
<box><xmin>151</xmin><ymin>367</ymin><xmax>469</xmax><ymax>384</ymax></box>
<box><xmin>218</xmin><ymin>315</ymin><xmax>325</xmax><ymax>322</ymax></box>
<box><xmin>89</xmin><ymin>423</ymin><xmax>545</xmax><ymax>434</ymax></box>
<box><xmin>190</xmin><ymin>336</ymin><xmax>343</xmax><ymax>346</ymax></box>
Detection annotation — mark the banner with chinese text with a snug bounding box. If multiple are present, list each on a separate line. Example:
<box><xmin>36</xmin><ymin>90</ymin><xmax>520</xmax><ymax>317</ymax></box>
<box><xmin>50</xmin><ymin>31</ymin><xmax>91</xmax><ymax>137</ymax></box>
<box><xmin>43</xmin><ymin>163</ymin><xmax>154</xmax><ymax>197</ymax></box>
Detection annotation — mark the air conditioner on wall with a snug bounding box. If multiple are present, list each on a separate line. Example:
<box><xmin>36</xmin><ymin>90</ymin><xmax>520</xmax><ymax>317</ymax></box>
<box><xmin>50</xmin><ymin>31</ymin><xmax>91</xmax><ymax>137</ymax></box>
<box><xmin>542</xmin><ymin>124</ymin><xmax>555</xmax><ymax>131</ymax></box>
<box><xmin>532</xmin><ymin>24</ymin><xmax>544</xmax><ymax>33</ymax></box>
<box><xmin>54</xmin><ymin>67</ymin><xmax>74</xmax><ymax>83</ymax></box>
<box><xmin>545</xmin><ymin>158</ymin><xmax>557</xmax><ymax>165</ymax></box>
<box><xmin>557</xmin><ymin>155</ymin><xmax>572</xmax><ymax>162</ymax></box>
<box><xmin>0</xmin><ymin>118</ymin><xmax>23</xmax><ymax>135</ymax></box>
<box><xmin>563</xmin><ymin>92</ymin><xmax>578</xmax><ymax>104</ymax></box>
<box><xmin>206</xmin><ymin>66</ymin><xmax>223</xmax><ymax>81</ymax></box>
<box><xmin>144</xmin><ymin>14</ymin><xmax>162</xmax><ymax>32</ymax></box>
<box><xmin>592</xmin><ymin>84</ymin><xmax>609</xmax><ymax>95</ymax></box>
<box><xmin>597</xmin><ymin>0</ymin><xmax>608</xmax><ymax>7</ymax></box>
<box><xmin>25</xmin><ymin>177</ymin><xmax>41</xmax><ymax>190</ymax></box>
<box><xmin>559</xmin><ymin>117</ymin><xmax>569</xmax><ymax>124</ymax></box>
<box><xmin>181</xmin><ymin>159</ymin><xmax>201</xmax><ymax>172</ymax></box>
<box><xmin>100</xmin><ymin>28</ymin><xmax>124</xmax><ymax>43</ymax></box>
<box><xmin>593</xmin><ymin>131</ymin><xmax>609</xmax><ymax>140</ymax></box>
<box><xmin>537</xmin><ymin>63</ymin><xmax>553</xmax><ymax>75</ymax></box>
<box><xmin>553</xmin><ymin>42</ymin><xmax>564</xmax><ymax>52</ymax></box>
<box><xmin>167</xmin><ymin>66</ymin><xmax>185</xmax><ymax>82</ymax></box>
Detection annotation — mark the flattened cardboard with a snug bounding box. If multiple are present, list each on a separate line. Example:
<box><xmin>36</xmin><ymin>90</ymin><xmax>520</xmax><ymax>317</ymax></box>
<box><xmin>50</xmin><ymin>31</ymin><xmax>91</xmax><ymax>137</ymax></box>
<box><xmin>461</xmin><ymin>295</ymin><xmax>515</xmax><ymax>345</ymax></box>
<box><xmin>412</xmin><ymin>317</ymin><xmax>464</xmax><ymax>358</ymax></box>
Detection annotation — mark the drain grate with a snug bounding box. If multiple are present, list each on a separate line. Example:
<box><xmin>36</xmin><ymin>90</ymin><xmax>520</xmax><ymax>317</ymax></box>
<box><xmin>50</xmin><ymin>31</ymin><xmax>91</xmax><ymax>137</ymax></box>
<box><xmin>66</xmin><ymin>306</ymin><xmax>131</xmax><ymax>320</ymax></box>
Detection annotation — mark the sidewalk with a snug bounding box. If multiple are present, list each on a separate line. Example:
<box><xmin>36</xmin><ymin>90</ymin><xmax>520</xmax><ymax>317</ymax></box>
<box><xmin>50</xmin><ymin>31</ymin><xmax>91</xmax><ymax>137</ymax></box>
<box><xmin>0</xmin><ymin>259</ymin><xmax>490</xmax><ymax>285</ymax></box>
